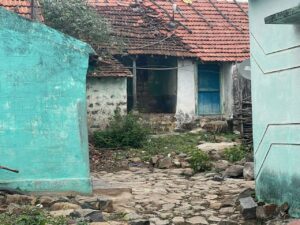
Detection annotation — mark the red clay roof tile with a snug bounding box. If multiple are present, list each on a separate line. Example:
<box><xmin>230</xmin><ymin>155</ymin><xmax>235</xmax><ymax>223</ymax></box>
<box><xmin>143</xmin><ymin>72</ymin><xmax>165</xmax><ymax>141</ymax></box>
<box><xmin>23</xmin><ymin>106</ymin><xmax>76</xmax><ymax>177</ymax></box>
<box><xmin>0</xmin><ymin>0</ymin><xmax>43</xmax><ymax>20</ymax></box>
<box><xmin>89</xmin><ymin>0</ymin><xmax>249</xmax><ymax>62</ymax></box>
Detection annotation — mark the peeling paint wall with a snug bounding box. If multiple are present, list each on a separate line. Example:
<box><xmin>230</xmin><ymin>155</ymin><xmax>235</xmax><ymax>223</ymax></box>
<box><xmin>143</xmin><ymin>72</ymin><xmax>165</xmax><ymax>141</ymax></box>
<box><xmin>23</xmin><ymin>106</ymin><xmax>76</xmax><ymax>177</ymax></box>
<box><xmin>249</xmin><ymin>0</ymin><xmax>300</xmax><ymax>217</ymax></box>
<box><xmin>87</xmin><ymin>77</ymin><xmax>127</xmax><ymax>132</ymax></box>
<box><xmin>175</xmin><ymin>59</ymin><xmax>197</xmax><ymax>126</ymax></box>
<box><xmin>0</xmin><ymin>9</ymin><xmax>92</xmax><ymax>193</ymax></box>
<box><xmin>220</xmin><ymin>63</ymin><xmax>234</xmax><ymax>118</ymax></box>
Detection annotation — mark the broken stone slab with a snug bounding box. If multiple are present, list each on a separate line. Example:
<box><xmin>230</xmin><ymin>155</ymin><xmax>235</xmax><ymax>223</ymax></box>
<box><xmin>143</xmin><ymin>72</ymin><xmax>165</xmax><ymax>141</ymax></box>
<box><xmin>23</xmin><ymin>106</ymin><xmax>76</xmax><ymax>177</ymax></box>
<box><xmin>197</xmin><ymin>142</ymin><xmax>237</xmax><ymax>153</ymax></box>
<box><xmin>172</xmin><ymin>217</ymin><xmax>185</xmax><ymax>225</ymax></box>
<box><xmin>149</xmin><ymin>217</ymin><xmax>169</xmax><ymax>225</ymax></box>
<box><xmin>243</xmin><ymin>162</ymin><xmax>254</xmax><ymax>181</ymax></box>
<box><xmin>238</xmin><ymin>188</ymin><xmax>255</xmax><ymax>200</ymax></box>
<box><xmin>239</xmin><ymin>197</ymin><xmax>257</xmax><ymax>219</ymax></box>
<box><xmin>129</xmin><ymin>219</ymin><xmax>150</xmax><ymax>225</ymax></box>
<box><xmin>213</xmin><ymin>160</ymin><xmax>230</xmax><ymax>172</ymax></box>
<box><xmin>186</xmin><ymin>216</ymin><xmax>209</xmax><ymax>225</ymax></box>
<box><xmin>71</xmin><ymin>208</ymin><xmax>98</xmax><ymax>218</ymax></box>
<box><xmin>92</xmin><ymin>178</ymin><xmax>133</xmax><ymax>196</ymax></box>
<box><xmin>75</xmin><ymin>196</ymin><xmax>113</xmax><ymax>212</ymax></box>
<box><xmin>223</xmin><ymin>165</ymin><xmax>244</xmax><ymax>178</ymax></box>
<box><xmin>124</xmin><ymin>212</ymin><xmax>143</xmax><ymax>221</ymax></box>
<box><xmin>217</xmin><ymin>220</ymin><xmax>238</xmax><ymax>225</ymax></box>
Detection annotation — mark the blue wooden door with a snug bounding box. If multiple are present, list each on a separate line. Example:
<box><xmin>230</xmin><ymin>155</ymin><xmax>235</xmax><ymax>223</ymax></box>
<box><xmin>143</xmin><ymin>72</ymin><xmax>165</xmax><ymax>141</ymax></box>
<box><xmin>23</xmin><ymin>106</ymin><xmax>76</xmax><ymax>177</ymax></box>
<box><xmin>198</xmin><ymin>64</ymin><xmax>221</xmax><ymax>115</ymax></box>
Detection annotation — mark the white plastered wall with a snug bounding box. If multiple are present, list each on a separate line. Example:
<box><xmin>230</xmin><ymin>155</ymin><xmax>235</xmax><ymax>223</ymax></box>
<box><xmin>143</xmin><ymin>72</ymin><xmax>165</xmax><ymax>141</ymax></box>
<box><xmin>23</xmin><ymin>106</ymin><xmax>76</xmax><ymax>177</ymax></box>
<box><xmin>175</xmin><ymin>59</ymin><xmax>197</xmax><ymax>125</ymax></box>
<box><xmin>220</xmin><ymin>63</ymin><xmax>234</xmax><ymax>118</ymax></box>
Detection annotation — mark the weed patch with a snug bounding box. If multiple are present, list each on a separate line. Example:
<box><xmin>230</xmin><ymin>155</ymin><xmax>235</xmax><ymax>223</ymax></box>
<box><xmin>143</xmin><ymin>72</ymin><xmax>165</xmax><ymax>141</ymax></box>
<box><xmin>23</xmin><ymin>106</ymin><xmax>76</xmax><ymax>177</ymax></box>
<box><xmin>94</xmin><ymin>110</ymin><xmax>150</xmax><ymax>149</ymax></box>
<box><xmin>223</xmin><ymin>146</ymin><xmax>246</xmax><ymax>162</ymax></box>
<box><xmin>188</xmin><ymin>149</ymin><xmax>212</xmax><ymax>172</ymax></box>
<box><xmin>0</xmin><ymin>206</ymin><xmax>70</xmax><ymax>225</ymax></box>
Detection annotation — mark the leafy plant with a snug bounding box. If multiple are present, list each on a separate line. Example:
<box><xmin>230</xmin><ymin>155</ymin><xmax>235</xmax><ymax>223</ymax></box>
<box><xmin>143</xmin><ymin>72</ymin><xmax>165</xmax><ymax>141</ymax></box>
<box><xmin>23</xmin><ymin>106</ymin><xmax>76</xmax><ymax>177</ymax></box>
<box><xmin>40</xmin><ymin>0</ymin><xmax>121</xmax><ymax>51</ymax></box>
<box><xmin>223</xmin><ymin>145</ymin><xmax>246</xmax><ymax>162</ymax></box>
<box><xmin>0</xmin><ymin>206</ymin><xmax>67</xmax><ymax>225</ymax></box>
<box><xmin>188</xmin><ymin>149</ymin><xmax>212</xmax><ymax>172</ymax></box>
<box><xmin>94</xmin><ymin>110</ymin><xmax>150</xmax><ymax>149</ymax></box>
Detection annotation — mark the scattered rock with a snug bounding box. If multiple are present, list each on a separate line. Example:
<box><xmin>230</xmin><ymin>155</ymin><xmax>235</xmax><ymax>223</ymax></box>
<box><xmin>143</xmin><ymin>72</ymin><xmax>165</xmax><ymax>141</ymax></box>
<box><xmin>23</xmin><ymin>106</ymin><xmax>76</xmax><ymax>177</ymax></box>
<box><xmin>201</xmin><ymin>120</ymin><xmax>228</xmax><ymax>133</ymax></box>
<box><xmin>158</xmin><ymin>157</ymin><xmax>173</xmax><ymax>169</ymax></box>
<box><xmin>181</xmin><ymin>168</ymin><xmax>194</xmax><ymax>176</ymax></box>
<box><xmin>86</xmin><ymin>210</ymin><xmax>104</xmax><ymax>222</ymax></box>
<box><xmin>243</xmin><ymin>162</ymin><xmax>254</xmax><ymax>181</ymax></box>
<box><xmin>78</xmin><ymin>196</ymin><xmax>113</xmax><ymax>212</ymax></box>
<box><xmin>38</xmin><ymin>196</ymin><xmax>57</xmax><ymax>208</ymax></box>
<box><xmin>239</xmin><ymin>197</ymin><xmax>257</xmax><ymax>219</ymax></box>
<box><xmin>130</xmin><ymin>157</ymin><xmax>142</xmax><ymax>163</ymax></box>
<box><xmin>50</xmin><ymin>202</ymin><xmax>81</xmax><ymax>211</ymax></box>
<box><xmin>256</xmin><ymin>204</ymin><xmax>278</xmax><ymax>220</ymax></box>
<box><xmin>178</xmin><ymin>153</ymin><xmax>188</xmax><ymax>158</ymax></box>
<box><xmin>180</xmin><ymin>161</ymin><xmax>191</xmax><ymax>168</ymax></box>
<box><xmin>50</xmin><ymin>209</ymin><xmax>74</xmax><ymax>217</ymax></box>
<box><xmin>212</xmin><ymin>175</ymin><xmax>224</xmax><ymax>182</ymax></box>
<box><xmin>224</xmin><ymin>165</ymin><xmax>244</xmax><ymax>178</ymax></box>
<box><xmin>173</xmin><ymin>159</ymin><xmax>181</xmax><ymax>167</ymax></box>
<box><xmin>6</xmin><ymin>194</ymin><xmax>36</xmax><ymax>205</ymax></box>
<box><xmin>213</xmin><ymin>160</ymin><xmax>230</xmax><ymax>172</ymax></box>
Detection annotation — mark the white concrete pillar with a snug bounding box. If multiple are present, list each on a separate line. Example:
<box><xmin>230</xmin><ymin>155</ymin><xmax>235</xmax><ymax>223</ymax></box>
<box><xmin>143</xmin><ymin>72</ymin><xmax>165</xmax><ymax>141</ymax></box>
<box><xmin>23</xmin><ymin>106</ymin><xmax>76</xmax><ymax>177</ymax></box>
<box><xmin>176</xmin><ymin>59</ymin><xmax>197</xmax><ymax>123</ymax></box>
<box><xmin>220</xmin><ymin>63</ymin><xmax>234</xmax><ymax>118</ymax></box>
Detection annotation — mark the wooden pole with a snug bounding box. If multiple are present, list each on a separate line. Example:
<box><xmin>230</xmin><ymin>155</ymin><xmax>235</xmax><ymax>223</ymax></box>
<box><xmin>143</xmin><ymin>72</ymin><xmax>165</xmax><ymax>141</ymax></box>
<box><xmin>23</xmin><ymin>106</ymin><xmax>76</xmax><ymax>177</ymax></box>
<box><xmin>31</xmin><ymin>0</ymin><xmax>36</xmax><ymax>20</ymax></box>
<box><xmin>133</xmin><ymin>58</ymin><xmax>137</xmax><ymax>109</ymax></box>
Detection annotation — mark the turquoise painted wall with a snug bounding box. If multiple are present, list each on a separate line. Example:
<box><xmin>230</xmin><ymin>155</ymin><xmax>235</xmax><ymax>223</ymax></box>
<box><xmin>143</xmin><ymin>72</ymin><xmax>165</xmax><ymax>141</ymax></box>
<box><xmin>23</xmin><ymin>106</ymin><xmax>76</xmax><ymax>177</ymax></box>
<box><xmin>249</xmin><ymin>0</ymin><xmax>300</xmax><ymax>217</ymax></box>
<box><xmin>0</xmin><ymin>8</ymin><xmax>94</xmax><ymax>193</ymax></box>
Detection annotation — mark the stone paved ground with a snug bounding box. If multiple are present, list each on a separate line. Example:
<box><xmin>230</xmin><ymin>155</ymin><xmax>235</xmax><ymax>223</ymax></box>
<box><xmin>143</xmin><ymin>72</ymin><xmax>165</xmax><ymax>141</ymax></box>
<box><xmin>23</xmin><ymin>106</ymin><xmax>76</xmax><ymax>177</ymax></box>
<box><xmin>92</xmin><ymin>167</ymin><xmax>255</xmax><ymax>225</ymax></box>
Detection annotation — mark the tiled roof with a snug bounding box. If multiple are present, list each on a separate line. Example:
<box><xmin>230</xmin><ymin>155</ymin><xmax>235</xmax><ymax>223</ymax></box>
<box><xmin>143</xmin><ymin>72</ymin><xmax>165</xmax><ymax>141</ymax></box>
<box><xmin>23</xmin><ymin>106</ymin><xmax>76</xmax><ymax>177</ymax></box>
<box><xmin>89</xmin><ymin>0</ymin><xmax>249</xmax><ymax>62</ymax></box>
<box><xmin>0</xmin><ymin>0</ymin><xmax>43</xmax><ymax>21</ymax></box>
<box><xmin>89</xmin><ymin>2</ymin><xmax>194</xmax><ymax>57</ymax></box>
<box><xmin>88</xmin><ymin>57</ymin><xmax>132</xmax><ymax>77</ymax></box>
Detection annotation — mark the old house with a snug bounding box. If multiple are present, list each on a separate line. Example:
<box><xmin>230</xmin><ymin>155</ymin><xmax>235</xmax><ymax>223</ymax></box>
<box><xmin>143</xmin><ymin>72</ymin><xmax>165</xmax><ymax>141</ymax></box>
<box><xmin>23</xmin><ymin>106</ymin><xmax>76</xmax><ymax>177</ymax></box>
<box><xmin>0</xmin><ymin>3</ymin><xmax>93</xmax><ymax>193</ymax></box>
<box><xmin>87</xmin><ymin>58</ymin><xmax>132</xmax><ymax>132</ymax></box>
<box><xmin>88</xmin><ymin>0</ymin><xmax>250</xmax><ymax>130</ymax></box>
<box><xmin>249</xmin><ymin>0</ymin><xmax>300</xmax><ymax>217</ymax></box>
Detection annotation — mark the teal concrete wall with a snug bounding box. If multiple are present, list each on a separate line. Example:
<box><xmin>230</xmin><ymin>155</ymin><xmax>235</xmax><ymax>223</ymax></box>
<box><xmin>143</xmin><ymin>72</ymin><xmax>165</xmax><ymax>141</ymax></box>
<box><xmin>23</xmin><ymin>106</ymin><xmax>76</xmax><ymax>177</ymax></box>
<box><xmin>249</xmin><ymin>0</ymin><xmax>300</xmax><ymax>217</ymax></box>
<box><xmin>0</xmin><ymin>8</ymin><xmax>94</xmax><ymax>193</ymax></box>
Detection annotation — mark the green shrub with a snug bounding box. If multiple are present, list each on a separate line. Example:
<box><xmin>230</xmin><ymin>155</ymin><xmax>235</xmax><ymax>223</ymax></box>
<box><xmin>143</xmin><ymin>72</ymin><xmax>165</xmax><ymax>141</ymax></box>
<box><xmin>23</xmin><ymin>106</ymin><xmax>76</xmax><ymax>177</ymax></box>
<box><xmin>223</xmin><ymin>146</ymin><xmax>246</xmax><ymax>162</ymax></box>
<box><xmin>0</xmin><ymin>206</ymin><xmax>68</xmax><ymax>225</ymax></box>
<box><xmin>94</xmin><ymin>110</ymin><xmax>150</xmax><ymax>149</ymax></box>
<box><xmin>189</xmin><ymin>149</ymin><xmax>212</xmax><ymax>172</ymax></box>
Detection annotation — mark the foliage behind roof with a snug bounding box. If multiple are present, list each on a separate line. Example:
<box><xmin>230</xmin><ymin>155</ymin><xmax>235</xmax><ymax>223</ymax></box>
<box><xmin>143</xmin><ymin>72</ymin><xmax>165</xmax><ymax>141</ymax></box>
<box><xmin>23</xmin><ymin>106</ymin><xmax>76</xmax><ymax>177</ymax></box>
<box><xmin>0</xmin><ymin>0</ymin><xmax>131</xmax><ymax>77</ymax></box>
<box><xmin>88</xmin><ymin>0</ymin><xmax>249</xmax><ymax>62</ymax></box>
